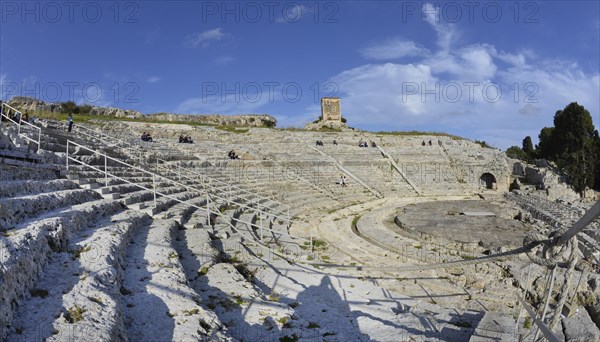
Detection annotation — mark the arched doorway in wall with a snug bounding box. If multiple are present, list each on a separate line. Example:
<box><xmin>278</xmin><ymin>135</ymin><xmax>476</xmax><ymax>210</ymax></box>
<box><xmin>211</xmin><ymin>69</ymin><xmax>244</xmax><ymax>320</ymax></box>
<box><xmin>480</xmin><ymin>173</ymin><xmax>497</xmax><ymax>189</ymax></box>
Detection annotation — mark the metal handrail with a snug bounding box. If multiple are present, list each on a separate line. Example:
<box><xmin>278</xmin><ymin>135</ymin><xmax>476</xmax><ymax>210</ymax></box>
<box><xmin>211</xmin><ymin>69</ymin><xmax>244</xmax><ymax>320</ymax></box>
<box><xmin>0</xmin><ymin>103</ymin><xmax>41</xmax><ymax>149</ymax></box>
<box><xmin>153</xmin><ymin>160</ymin><xmax>288</xmax><ymax>223</ymax></box>
<box><xmin>157</xmin><ymin>159</ymin><xmax>292</xmax><ymax>221</ymax></box>
<box><xmin>55</xmin><ymin>119</ymin><xmax>293</xmax><ymax>221</ymax></box>
<box><xmin>66</xmin><ymin>140</ymin><xmax>310</xmax><ymax>245</ymax></box>
<box><xmin>149</xmin><ymin>158</ymin><xmax>290</xmax><ymax>223</ymax></box>
<box><xmin>515</xmin><ymin>293</ymin><xmax>560</xmax><ymax>342</ymax></box>
<box><xmin>310</xmin><ymin>145</ymin><xmax>384</xmax><ymax>198</ymax></box>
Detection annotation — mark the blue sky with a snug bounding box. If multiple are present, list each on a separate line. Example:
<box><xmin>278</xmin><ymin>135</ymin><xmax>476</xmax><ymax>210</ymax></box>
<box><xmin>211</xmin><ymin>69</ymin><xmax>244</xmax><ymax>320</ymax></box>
<box><xmin>1</xmin><ymin>1</ymin><xmax>599</xmax><ymax>148</ymax></box>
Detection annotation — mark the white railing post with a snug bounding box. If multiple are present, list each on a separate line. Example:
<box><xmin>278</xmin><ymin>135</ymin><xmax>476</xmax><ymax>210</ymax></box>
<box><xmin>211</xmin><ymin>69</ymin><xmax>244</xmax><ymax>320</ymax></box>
<box><xmin>310</xmin><ymin>226</ymin><xmax>313</xmax><ymax>253</ymax></box>
<box><xmin>227</xmin><ymin>184</ymin><xmax>232</xmax><ymax>206</ymax></box>
<box><xmin>17</xmin><ymin>114</ymin><xmax>21</xmax><ymax>135</ymax></box>
<box><xmin>104</xmin><ymin>154</ymin><xmax>108</xmax><ymax>186</ymax></box>
<box><xmin>260</xmin><ymin>213</ymin><xmax>263</xmax><ymax>242</ymax></box>
<box><xmin>258</xmin><ymin>203</ymin><xmax>263</xmax><ymax>241</ymax></box>
<box><xmin>153</xmin><ymin>173</ymin><xmax>157</xmax><ymax>207</ymax></box>
<box><xmin>206</xmin><ymin>192</ymin><xmax>210</xmax><ymax>225</ymax></box>
<box><xmin>179</xmin><ymin>161</ymin><xmax>181</xmax><ymax>181</ymax></box>
<box><xmin>66</xmin><ymin>140</ymin><xmax>70</xmax><ymax>171</ymax></box>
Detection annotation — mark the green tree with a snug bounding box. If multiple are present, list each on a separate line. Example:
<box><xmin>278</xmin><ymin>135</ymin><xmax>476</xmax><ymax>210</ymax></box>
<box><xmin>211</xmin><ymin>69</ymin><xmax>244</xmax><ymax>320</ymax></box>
<box><xmin>61</xmin><ymin>101</ymin><xmax>79</xmax><ymax>114</ymax></box>
<box><xmin>548</xmin><ymin>103</ymin><xmax>597</xmax><ymax>193</ymax></box>
<box><xmin>522</xmin><ymin>136</ymin><xmax>534</xmax><ymax>158</ymax></box>
<box><xmin>594</xmin><ymin>130</ymin><xmax>600</xmax><ymax>190</ymax></box>
<box><xmin>506</xmin><ymin>146</ymin><xmax>528</xmax><ymax>160</ymax></box>
<box><xmin>79</xmin><ymin>104</ymin><xmax>93</xmax><ymax>114</ymax></box>
<box><xmin>536</xmin><ymin>127</ymin><xmax>556</xmax><ymax>159</ymax></box>
<box><xmin>474</xmin><ymin>140</ymin><xmax>493</xmax><ymax>148</ymax></box>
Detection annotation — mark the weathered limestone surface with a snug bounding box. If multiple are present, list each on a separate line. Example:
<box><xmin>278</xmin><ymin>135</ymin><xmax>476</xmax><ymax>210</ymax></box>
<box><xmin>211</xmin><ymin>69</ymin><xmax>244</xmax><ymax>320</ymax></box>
<box><xmin>2</xmin><ymin>110</ymin><xmax>599</xmax><ymax>341</ymax></box>
<box><xmin>146</xmin><ymin>113</ymin><xmax>277</xmax><ymax>127</ymax></box>
<box><xmin>563</xmin><ymin>308</ymin><xmax>600</xmax><ymax>342</ymax></box>
<box><xmin>519</xmin><ymin>160</ymin><xmax>580</xmax><ymax>202</ymax></box>
<box><xmin>7</xmin><ymin>96</ymin><xmax>143</xmax><ymax>118</ymax></box>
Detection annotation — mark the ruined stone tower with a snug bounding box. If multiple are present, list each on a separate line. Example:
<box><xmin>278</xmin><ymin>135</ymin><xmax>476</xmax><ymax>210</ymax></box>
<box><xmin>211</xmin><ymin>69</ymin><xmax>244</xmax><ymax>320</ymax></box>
<box><xmin>320</xmin><ymin>97</ymin><xmax>341</xmax><ymax>122</ymax></box>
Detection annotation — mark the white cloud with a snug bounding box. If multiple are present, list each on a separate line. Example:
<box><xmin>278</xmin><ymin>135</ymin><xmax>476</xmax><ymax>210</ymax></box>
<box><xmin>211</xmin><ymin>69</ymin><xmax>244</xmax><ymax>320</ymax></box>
<box><xmin>332</xmin><ymin>63</ymin><xmax>437</xmax><ymax>120</ymax></box>
<box><xmin>328</xmin><ymin>2</ymin><xmax>600</xmax><ymax>149</ymax></box>
<box><xmin>427</xmin><ymin>45</ymin><xmax>497</xmax><ymax>80</ymax></box>
<box><xmin>360</xmin><ymin>39</ymin><xmax>429</xmax><ymax>60</ymax></box>
<box><xmin>146</xmin><ymin>76</ymin><xmax>161</xmax><ymax>84</ymax></box>
<box><xmin>518</xmin><ymin>104</ymin><xmax>542</xmax><ymax>116</ymax></box>
<box><xmin>214</xmin><ymin>56</ymin><xmax>235</xmax><ymax>65</ymax></box>
<box><xmin>184</xmin><ymin>28</ymin><xmax>226</xmax><ymax>48</ymax></box>
<box><xmin>495</xmin><ymin>51</ymin><xmax>528</xmax><ymax>67</ymax></box>
<box><xmin>422</xmin><ymin>3</ymin><xmax>459</xmax><ymax>54</ymax></box>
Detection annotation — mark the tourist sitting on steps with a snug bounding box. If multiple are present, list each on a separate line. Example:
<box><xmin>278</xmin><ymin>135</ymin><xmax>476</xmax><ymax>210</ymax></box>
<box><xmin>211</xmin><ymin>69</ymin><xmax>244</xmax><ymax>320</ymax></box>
<box><xmin>316</xmin><ymin>140</ymin><xmax>324</xmax><ymax>146</ymax></box>
<box><xmin>228</xmin><ymin>150</ymin><xmax>239</xmax><ymax>159</ymax></box>
<box><xmin>333</xmin><ymin>140</ymin><xmax>338</xmax><ymax>145</ymax></box>
<box><xmin>179</xmin><ymin>135</ymin><xmax>193</xmax><ymax>143</ymax></box>
<box><xmin>371</xmin><ymin>141</ymin><xmax>377</xmax><ymax>148</ymax></box>
<box><xmin>141</xmin><ymin>132</ymin><xmax>153</xmax><ymax>142</ymax></box>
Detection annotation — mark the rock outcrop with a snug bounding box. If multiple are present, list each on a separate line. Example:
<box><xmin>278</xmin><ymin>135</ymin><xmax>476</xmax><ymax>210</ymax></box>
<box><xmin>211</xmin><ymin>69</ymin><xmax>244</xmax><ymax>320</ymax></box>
<box><xmin>5</xmin><ymin>97</ymin><xmax>276</xmax><ymax>127</ymax></box>
<box><xmin>304</xmin><ymin>120</ymin><xmax>349</xmax><ymax>131</ymax></box>
<box><xmin>6</xmin><ymin>96</ymin><xmax>64</xmax><ymax>113</ymax></box>
<box><xmin>89</xmin><ymin>106</ymin><xmax>142</xmax><ymax>118</ymax></box>
<box><xmin>6</xmin><ymin>96</ymin><xmax>143</xmax><ymax>119</ymax></box>
<box><xmin>145</xmin><ymin>113</ymin><xmax>277</xmax><ymax>128</ymax></box>
<box><xmin>524</xmin><ymin>161</ymin><xmax>580</xmax><ymax>202</ymax></box>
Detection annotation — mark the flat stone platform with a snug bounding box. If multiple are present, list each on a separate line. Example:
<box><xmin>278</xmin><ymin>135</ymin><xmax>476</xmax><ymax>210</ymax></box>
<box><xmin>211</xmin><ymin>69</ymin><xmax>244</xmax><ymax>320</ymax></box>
<box><xmin>394</xmin><ymin>199</ymin><xmax>530</xmax><ymax>250</ymax></box>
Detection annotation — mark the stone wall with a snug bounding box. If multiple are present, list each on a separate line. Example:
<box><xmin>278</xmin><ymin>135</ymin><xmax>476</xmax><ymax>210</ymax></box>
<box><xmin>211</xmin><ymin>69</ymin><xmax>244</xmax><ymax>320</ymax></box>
<box><xmin>523</xmin><ymin>163</ymin><xmax>579</xmax><ymax>202</ymax></box>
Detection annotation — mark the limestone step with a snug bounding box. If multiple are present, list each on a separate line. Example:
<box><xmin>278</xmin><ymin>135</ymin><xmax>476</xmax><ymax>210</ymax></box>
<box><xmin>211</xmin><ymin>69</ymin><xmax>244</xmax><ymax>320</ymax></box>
<box><xmin>120</xmin><ymin>185</ymin><xmax>186</xmax><ymax>206</ymax></box>
<box><xmin>81</xmin><ymin>182</ymin><xmax>101</xmax><ymax>190</ymax></box>
<box><xmin>74</xmin><ymin>177</ymin><xmax>92</xmax><ymax>185</ymax></box>
<box><xmin>161</xmin><ymin>198</ymin><xmax>208</xmax><ymax>225</ymax></box>
<box><xmin>43</xmin><ymin>210</ymin><xmax>150</xmax><ymax>341</ymax></box>
<box><xmin>0</xmin><ymin>188</ymin><xmax>103</xmax><ymax>228</ymax></box>
<box><xmin>123</xmin><ymin>219</ymin><xmax>227</xmax><ymax>340</ymax></box>
<box><xmin>0</xmin><ymin>179</ymin><xmax>79</xmax><ymax>199</ymax></box>
<box><xmin>1</xmin><ymin>199</ymin><xmax>125</xmax><ymax>340</ymax></box>
<box><xmin>129</xmin><ymin>202</ymin><xmax>148</xmax><ymax>210</ymax></box>
<box><xmin>140</xmin><ymin>191</ymin><xmax>200</xmax><ymax>217</ymax></box>
<box><xmin>101</xmin><ymin>192</ymin><xmax>120</xmax><ymax>200</ymax></box>
<box><xmin>469</xmin><ymin>312</ymin><xmax>517</xmax><ymax>341</ymax></box>
<box><xmin>95</xmin><ymin>186</ymin><xmax>112</xmax><ymax>195</ymax></box>
<box><xmin>66</xmin><ymin>174</ymin><xmax>79</xmax><ymax>180</ymax></box>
